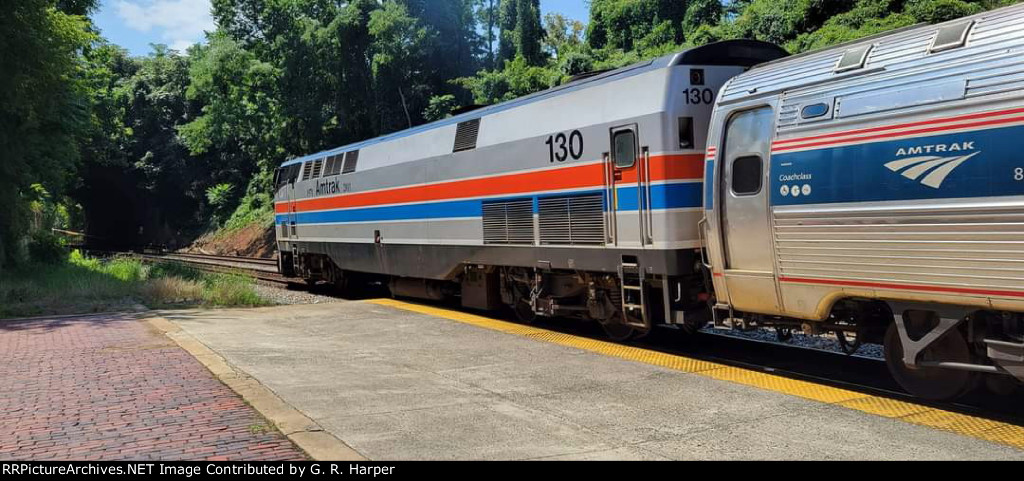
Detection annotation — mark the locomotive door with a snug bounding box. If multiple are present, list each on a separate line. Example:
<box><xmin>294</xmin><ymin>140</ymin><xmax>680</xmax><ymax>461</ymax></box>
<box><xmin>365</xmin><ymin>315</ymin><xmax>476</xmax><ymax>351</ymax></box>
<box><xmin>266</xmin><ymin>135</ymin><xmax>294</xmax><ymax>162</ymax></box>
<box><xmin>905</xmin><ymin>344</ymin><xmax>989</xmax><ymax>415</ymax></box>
<box><xmin>286</xmin><ymin>164</ymin><xmax>298</xmax><ymax>239</ymax></box>
<box><xmin>605</xmin><ymin>124</ymin><xmax>652</xmax><ymax>247</ymax></box>
<box><xmin>717</xmin><ymin>105</ymin><xmax>781</xmax><ymax>313</ymax></box>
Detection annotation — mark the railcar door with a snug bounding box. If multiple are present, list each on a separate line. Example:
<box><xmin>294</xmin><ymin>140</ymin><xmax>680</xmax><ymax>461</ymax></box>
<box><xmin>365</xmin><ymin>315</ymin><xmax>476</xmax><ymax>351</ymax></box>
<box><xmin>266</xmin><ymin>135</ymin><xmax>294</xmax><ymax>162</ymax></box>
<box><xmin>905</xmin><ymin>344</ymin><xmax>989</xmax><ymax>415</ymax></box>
<box><xmin>606</xmin><ymin>124</ymin><xmax>653</xmax><ymax>247</ymax></box>
<box><xmin>717</xmin><ymin>106</ymin><xmax>781</xmax><ymax>313</ymax></box>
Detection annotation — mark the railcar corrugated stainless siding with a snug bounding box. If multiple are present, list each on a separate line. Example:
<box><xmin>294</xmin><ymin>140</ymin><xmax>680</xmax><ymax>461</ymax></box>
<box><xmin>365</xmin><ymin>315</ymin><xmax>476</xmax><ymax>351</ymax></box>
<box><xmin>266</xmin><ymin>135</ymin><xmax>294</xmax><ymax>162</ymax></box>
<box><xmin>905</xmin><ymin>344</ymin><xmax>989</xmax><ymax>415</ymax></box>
<box><xmin>706</xmin><ymin>4</ymin><xmax>1024</xmax><ymax>320</ymax></box>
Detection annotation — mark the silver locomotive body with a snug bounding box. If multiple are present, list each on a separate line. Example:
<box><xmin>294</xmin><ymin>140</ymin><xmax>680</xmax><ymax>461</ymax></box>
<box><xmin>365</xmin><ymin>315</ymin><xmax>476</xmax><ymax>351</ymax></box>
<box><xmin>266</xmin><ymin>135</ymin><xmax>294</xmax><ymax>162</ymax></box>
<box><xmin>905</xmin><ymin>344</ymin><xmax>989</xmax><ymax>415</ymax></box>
<box><xmin>274</xmin><ymin>41</ymin><xmax>787</xmax><ymax>336</ymax></box>
<box><xmin>704</xmin><ymin>5</ymin><xmax>1024</xmax><ymax>398</ymax></box>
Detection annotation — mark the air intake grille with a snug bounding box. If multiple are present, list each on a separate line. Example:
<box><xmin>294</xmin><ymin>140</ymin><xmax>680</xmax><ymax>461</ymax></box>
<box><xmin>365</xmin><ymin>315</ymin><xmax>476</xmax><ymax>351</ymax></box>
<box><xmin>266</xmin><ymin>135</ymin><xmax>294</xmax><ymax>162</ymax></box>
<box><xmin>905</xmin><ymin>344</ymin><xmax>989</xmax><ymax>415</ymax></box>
<box><xmin>482</xmin><ymin>199</ymin><xmax>534</xmax><ymax>245</ymax></box>
<box><xmin>342</xmin><ymin>150</ymin><xmax>359</xmax><ymax>174</ymax></box>
<box><xmin>538</xmin><ymin>194</ymin><xmax>605</xmax><ymax>245</ymax></box>
<box><xmin>310</xmin><ymin>158</ymin><xmax>324</xmax><ymax>178</ymax></box>
<box><xmin>324</xmin><ymin>154</ymin><xmax>342</xmax><ymax>176</ymax></box>
<box><xmin>453</xmin><ymin>118</ymin><xmax>481</xmax><ymax>152</ymax></box>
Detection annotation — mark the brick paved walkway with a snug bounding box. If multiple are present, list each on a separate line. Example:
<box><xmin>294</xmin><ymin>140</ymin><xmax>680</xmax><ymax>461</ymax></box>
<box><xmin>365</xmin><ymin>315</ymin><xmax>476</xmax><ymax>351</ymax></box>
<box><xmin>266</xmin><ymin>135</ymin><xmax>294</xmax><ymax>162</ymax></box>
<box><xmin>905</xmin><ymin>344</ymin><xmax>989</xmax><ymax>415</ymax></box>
<box><xmin>0</xmin><ymin>313</ymin><xmax>305</xmax><ymax>460</ymax></box>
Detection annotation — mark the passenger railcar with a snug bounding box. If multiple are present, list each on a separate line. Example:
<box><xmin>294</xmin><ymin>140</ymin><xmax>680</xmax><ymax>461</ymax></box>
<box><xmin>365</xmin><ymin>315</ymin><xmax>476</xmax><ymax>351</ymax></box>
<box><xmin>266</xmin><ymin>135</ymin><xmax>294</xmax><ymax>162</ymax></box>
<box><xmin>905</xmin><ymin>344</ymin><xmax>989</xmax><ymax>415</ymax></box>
<box><xmin>703</xmin><ymin>4</ymin><xmax>1024</xmax><ymax>399</ymax></box>
<box><xmin>274</xmin><ymin>40</ymin><xmax>788</xmax><ymax>340</ymax></box>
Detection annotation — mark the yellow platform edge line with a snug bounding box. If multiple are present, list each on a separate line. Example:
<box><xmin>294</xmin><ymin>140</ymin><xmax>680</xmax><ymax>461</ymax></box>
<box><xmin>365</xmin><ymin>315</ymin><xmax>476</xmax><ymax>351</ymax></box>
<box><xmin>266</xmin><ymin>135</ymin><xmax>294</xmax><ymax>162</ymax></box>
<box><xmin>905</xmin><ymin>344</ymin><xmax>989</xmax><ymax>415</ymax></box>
<box><xmin>365</xmin><ymin>298</ymin><xmax>1024</xmax><ymax>450</ymax></box>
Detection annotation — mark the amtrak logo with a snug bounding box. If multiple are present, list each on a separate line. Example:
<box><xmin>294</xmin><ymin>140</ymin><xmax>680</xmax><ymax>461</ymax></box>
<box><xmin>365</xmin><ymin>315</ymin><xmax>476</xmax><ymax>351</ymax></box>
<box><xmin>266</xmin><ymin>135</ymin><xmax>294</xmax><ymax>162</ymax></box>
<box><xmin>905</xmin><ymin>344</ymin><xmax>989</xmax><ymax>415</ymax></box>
<box><xmin>885</xmin><ymin>142</ymin><xmax>979</xmax><ymax>189</ymax></box>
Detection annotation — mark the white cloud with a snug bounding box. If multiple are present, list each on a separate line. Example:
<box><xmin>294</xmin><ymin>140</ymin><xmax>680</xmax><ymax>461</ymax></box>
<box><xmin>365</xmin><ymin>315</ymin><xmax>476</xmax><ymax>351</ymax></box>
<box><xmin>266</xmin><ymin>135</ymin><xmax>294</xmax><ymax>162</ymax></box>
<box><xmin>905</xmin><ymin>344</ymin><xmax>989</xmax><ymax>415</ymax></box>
<box><xmin>115</xmin><ymin>0</ymin><xmax>215</xmax><ymax>52</ymax></box>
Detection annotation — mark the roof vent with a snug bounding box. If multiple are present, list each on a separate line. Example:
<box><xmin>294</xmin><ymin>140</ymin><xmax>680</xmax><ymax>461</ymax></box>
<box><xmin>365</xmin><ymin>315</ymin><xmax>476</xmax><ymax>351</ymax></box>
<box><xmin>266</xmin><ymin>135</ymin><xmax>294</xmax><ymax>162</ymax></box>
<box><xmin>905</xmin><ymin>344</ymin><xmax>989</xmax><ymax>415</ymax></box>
<box><xmin>930</xmin><ymin>20</ymin><xmax>974</xmax><ymax>53</ymax></box>
<box><xmin>835</xmin><ymin>44</ymin><xmax>873</xmax><ymax>73</ymax></box>
<box><xmin>453</xmin><ymin>118</ymin><xmax>481</xmax><ymax>152</ymax></box>
<box><xmin>342</xmin><ymin>150</ymin><xmax>359</xmax><ymax>174</ymax></box>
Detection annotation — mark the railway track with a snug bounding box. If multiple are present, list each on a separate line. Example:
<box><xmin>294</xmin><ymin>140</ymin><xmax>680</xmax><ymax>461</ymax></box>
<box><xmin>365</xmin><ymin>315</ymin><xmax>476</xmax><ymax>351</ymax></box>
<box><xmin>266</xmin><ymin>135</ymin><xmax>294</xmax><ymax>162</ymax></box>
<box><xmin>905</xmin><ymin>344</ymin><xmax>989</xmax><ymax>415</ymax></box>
<box><xmin>130</xmin><ymin>250</ymin><xmax>1024</xmax><ymax>426</ymax></box>
<box><xmin>134</xmin><ymin>252</ymin><xmax>292</xmax><ymax>285</ymax></box>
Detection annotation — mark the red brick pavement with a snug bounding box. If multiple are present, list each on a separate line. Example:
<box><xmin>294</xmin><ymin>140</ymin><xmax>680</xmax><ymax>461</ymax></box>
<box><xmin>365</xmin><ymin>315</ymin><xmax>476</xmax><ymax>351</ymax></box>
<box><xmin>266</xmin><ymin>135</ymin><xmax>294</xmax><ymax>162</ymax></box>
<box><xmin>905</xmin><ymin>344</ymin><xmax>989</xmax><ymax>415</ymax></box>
<box><xmin>0</xmin><ymin>313</ymin><xmax>305</xmax><ymax>461</ymax></box>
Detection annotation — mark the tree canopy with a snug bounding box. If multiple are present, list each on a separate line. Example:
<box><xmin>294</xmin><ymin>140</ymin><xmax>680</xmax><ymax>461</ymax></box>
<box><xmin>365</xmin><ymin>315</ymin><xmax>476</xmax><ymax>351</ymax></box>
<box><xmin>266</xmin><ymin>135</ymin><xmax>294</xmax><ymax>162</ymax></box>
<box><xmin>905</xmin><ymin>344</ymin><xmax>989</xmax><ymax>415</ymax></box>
<box><xmin>1</xmin><ymin>0</ymin><xmax>1019</xmax><ymax>265</ymax></box>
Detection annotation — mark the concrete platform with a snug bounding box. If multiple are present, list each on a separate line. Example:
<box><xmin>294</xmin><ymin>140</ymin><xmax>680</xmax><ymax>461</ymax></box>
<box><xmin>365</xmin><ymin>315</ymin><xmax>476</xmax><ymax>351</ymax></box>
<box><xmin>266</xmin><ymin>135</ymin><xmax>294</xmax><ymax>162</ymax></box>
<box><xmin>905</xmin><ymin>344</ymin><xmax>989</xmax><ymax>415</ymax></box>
<box><xmin>157</xmin><ymin>301</ymin><xmax>1024</xmax><ymax>460</ymax></box>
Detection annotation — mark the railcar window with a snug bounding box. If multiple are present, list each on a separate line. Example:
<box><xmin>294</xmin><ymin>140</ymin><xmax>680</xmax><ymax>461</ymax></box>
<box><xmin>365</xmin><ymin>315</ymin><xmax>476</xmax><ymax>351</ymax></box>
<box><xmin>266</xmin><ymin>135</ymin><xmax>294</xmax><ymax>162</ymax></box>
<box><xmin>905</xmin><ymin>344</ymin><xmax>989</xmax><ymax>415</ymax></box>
<box><xmin>678</xmin><ymin>117</ymin><xmax>694</xmax><ymax>149</ymax></box>
<box><xmin>731</xmin><ymin>156</ymin><xmax>762</xmax><ymax>195</ymax></box>
<box><xmin>800</xmin><ymin>103</ymin><xmax>829</xmax><ymax>119</ymax></box>
<box><xmin>612</xmin><ymin>130</ymin><xmax>636</xmax><ymax>168</ymax></box>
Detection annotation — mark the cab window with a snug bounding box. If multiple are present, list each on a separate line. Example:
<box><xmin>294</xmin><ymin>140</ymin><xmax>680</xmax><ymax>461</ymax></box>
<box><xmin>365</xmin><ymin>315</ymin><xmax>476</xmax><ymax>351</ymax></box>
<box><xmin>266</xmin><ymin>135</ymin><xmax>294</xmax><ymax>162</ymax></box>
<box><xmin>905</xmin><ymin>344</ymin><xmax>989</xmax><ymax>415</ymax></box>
<box><xmin>612</xmin><ymin>130</ymin><xmax>636</xmax><ymax>168</ymax></box>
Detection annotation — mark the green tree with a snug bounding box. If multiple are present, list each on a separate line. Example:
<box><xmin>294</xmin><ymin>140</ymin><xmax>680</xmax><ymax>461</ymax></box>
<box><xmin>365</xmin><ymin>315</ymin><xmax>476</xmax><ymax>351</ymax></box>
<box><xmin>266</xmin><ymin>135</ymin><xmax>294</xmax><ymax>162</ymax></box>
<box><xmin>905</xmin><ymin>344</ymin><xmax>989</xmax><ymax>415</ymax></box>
<box><xmin>423</xmin><ymin>94</ymin><xmax>458</xmax><ymax>121</ymax></box>
<box><xmin>498</xmin><ymin>0</ymin><xmax>544</xmax><ymax>65</ymax></box>
<box><xmin>179</xmin><ymin>33</ymin><xmax>283</xmax><ymax>225</ymax></box>
<box><xmin>683</xmin><ymin>0</ymin><xmax>724</xmax><ymax>38</ymax></box>
<box><xmin>369</xmin><ymin>1</ymin><xmax>437</xmax><ymax>132</ymax></box>
<box><xmin>0</xmin><ymin>0</ymin><xmax>95</xmax><ymax>265</ymax></box>
<box><xmin>543</xmin><ymin>12</ymin><xmax>586</xmax><ymax>57</ymax></box>
<box><xmin>476</xmin><ymin>0</ymin><xmax>501</xmax><ymax>69</ymax></box>
<box><xmin>587</xmin><ymin>0</ymin><xmax>689</xmax><ymax>51</ymax></box>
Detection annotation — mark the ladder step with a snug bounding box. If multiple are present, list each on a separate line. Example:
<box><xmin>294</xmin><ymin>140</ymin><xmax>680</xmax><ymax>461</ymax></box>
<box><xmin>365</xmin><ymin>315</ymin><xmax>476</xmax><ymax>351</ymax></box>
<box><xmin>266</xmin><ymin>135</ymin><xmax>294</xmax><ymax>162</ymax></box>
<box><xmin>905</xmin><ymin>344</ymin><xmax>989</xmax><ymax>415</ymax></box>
<box><xmin>622</xmin><ymin>285</ymin><xmax>642</xmax><ymax>290</ymax></box>
<box><xmin>624</xmin><ymin>303</ymin><xmax>644</xmax><ymax>309</ymax></box>
<box><xmin>621</xmin><ymin>262</ymin><xmax>639</xmax><ymax>268</ymax></box>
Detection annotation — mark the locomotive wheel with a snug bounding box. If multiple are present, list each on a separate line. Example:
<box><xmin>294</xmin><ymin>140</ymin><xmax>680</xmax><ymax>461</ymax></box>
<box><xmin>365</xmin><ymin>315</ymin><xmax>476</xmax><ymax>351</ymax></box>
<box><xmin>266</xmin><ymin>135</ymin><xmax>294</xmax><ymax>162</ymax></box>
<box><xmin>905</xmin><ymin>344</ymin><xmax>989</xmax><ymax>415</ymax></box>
<box><xmin>600</xmin><ymin>321</ymin><xmax>635</xmax><ymax>341</ymax></box>
<box><xmin>512</xmin><ymin>298</ymin><xmax>537</xmax><ymax>324</ymax></box>
<box><xmin>883</xmin><ymin>322</ymin><xmax>975</xmax><ymax>401</ymax></box>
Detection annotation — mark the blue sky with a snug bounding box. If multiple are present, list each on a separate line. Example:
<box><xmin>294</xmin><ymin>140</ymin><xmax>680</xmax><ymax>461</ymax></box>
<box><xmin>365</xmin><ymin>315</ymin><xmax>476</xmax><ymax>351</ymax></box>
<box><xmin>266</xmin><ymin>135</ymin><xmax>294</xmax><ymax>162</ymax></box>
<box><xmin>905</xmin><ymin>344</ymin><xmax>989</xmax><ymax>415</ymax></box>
<box><xmin>92</xmin><ymin>1</ymin><xmax>591</xmax><ymax>57</ymax></box>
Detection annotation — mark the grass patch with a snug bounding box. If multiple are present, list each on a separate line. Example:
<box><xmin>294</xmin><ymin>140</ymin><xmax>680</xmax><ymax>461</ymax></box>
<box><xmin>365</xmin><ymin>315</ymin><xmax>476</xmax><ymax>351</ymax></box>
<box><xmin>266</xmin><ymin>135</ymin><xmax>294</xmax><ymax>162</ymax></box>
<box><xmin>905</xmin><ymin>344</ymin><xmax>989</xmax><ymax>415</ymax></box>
<box><xmin>0</xmin><ymin>250</ymin><xmax>272</xmax><ymax>318</ymax></box>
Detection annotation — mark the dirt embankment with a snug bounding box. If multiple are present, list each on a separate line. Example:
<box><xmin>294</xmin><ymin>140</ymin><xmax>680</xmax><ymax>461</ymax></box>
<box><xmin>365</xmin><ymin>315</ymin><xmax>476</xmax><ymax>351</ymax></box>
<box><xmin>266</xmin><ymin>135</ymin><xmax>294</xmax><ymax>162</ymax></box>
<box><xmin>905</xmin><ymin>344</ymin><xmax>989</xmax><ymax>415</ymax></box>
<box><xmin>184</xmin><ymin>223</ymin><xmax>277</xmax><ymax>258</ymax></box>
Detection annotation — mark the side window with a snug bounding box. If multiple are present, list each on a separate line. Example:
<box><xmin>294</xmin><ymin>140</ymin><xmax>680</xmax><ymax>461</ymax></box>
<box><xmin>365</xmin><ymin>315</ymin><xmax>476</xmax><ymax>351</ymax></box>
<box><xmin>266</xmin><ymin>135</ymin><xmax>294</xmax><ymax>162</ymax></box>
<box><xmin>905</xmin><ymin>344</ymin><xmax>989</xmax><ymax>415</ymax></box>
<box><xmin>731</xmin><ymin>156</ymin><xmax>762</xmax><ymax>195</ymax></box>
<box><xmin>612</xmin><ymin>130</ymin><xmax>636</xmax><ymax>168</ymax></box>
<box><xmin>800</xmin><ymin>103</ymin><xmax>829</xmax><ymax>119</ymax></box>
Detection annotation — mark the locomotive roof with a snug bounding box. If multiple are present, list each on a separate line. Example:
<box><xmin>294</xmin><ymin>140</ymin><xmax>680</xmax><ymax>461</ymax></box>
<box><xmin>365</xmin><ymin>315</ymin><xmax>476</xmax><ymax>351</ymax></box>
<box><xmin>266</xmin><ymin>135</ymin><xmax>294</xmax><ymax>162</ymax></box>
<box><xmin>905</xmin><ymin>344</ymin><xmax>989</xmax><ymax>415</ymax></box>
<box><xmin>279</xmin><ymin>39</ymin><xmax>788</xmax><ymax>168</ymax></box>
<box><xmin>718</xmin><ymin>5</ymin><xmax>1023</xmax><ymax>105</ymax></box>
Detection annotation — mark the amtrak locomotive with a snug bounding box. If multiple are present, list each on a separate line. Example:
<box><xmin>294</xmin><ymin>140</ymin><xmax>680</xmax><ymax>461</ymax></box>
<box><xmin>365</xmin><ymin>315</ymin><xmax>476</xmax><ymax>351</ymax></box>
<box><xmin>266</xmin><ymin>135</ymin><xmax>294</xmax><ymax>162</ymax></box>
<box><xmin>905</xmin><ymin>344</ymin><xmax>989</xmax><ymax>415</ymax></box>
<box><xmin>275</xmin><ymin>4</ymin><xmax>1024</xmax><ymax>400</ymax></box>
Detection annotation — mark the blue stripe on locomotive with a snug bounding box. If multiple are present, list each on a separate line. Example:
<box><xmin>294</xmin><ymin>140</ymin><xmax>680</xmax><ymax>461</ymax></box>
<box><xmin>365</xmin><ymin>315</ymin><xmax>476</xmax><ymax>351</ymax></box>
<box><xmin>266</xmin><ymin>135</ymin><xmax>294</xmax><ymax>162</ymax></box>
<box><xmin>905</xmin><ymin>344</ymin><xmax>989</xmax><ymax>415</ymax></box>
<box><xmin>770</xmin><ymin>124</ymin><xmax>1024</xmax><ymax>206</ymax></box>
<box><xmin>276</xmin><ymin>182</ymin><xmax>703</xmax><ymax>225</ymax></box>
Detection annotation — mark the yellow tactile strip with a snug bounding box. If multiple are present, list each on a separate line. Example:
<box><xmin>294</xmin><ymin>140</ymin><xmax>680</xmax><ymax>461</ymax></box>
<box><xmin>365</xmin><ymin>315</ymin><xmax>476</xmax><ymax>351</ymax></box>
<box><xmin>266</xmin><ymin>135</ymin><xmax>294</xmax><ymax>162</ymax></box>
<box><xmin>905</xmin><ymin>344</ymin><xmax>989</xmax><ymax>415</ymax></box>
<box><xmin>367</xmin><ymin>298</ymin><xmax>1024</xmax><ymax>450</ymax></box>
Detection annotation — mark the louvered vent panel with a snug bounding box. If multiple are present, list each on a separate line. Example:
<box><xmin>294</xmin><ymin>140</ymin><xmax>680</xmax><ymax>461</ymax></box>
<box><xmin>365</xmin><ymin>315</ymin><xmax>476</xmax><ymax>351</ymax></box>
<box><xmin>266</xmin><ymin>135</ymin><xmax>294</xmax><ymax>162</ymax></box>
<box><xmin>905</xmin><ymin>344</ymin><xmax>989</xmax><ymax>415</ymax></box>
<box><xmin>324</xmin><ymin>154</ymin><xmax>342</xmax><ymax>176</ymax></box>
<box><xmin>342</xmin><ymin>150</ymin><xmax>359</xmax><ymax>174</ymax></box>
<box><xmin>538</xmin><ymin>198</ymin><xmax>571</xmax><ymax>245</ymax></box>
<box><xmin>300</xmin><ymin>161</ymin><xmax>314</xmax><ymax>180</ymax></box>
<box><xmin>453</xmin><ymin>118</ymin><xmax>481</xmax><ymax>152</ymax></box>
<box><xmin>310</xmin><ymin>159</ymin><xmax>324</xmax><ymax>178</ymax></box>
<box><xmin>482</xmin><ymin>199</ymin><xmax>534</xmax><ymax>245</ymax></box>
<box><xmin>539</xmin><ymin>194</ymin><xmax>605</xmax><ymax>245</ymax></box>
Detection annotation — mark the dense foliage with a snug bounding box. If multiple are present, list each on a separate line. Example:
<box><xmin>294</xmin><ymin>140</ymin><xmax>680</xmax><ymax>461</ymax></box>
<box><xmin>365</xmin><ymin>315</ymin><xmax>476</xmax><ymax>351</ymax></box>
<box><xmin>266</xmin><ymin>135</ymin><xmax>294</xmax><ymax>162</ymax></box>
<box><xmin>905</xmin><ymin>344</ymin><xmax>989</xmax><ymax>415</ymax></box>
<box><xmin>1</xmin><ymin>0</ymin><xmax>1020</xmax><ymax>267</ymax></box>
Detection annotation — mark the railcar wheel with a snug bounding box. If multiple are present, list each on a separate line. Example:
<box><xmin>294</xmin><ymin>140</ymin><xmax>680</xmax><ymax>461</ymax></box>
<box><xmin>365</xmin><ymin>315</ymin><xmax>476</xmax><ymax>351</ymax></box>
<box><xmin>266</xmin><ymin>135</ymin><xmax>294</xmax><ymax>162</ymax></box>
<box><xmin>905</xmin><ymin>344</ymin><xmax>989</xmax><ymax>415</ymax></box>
<box><xmin>836</xmin><ymin>330</ymin><xmax>862</xmax><ymax>355</ymax></box>
<box><xmin>883</xmin><ymin>322</ymin><xmax>975</xmax><ymax>401</ymax></box>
